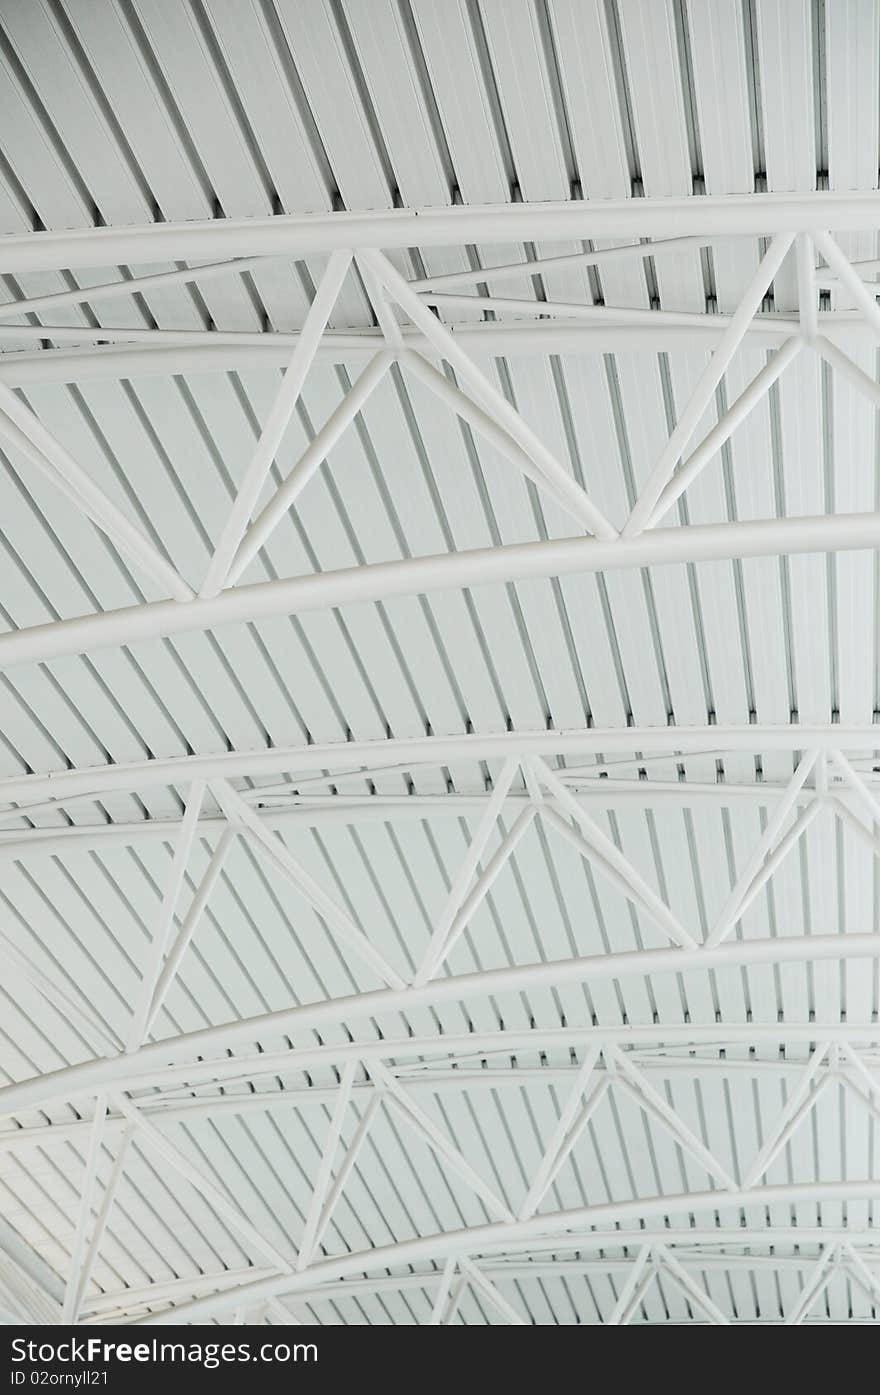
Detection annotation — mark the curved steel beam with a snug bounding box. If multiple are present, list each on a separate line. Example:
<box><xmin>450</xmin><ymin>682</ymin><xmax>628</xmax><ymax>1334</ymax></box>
<box><xmin>134</xmin><ymin>1181</ymin><xmax>880</xmax><ymax>1324</ymax></box>
<box><xmin>4</xmin><ymin>1020</ymin><xmax>878</xmax><ymax>1126</ymax></box>
<box><xmin>0</xmin><ymin>319</ymin><xmax>800</xmax><ymax>389</ymax></box>
<box><xmin>2</xmin><ymin>192</ymin><xmax>880</xmax><ymax>273</ymax></box>
<box><xmin>3</xmin><ymin>1048</ymin><xmax>877</xmax><ymax>1152</ymax></box>
<box><xmin>0</xmin><ymin>723</ymin><xmax>873</xmax><ymax>808</ymax></box>
<box><xmin>0</xmin><ymin>781</ymin><xmax>825</xmax><ymax>860</ymax></box>
<box><xmin>3</xmin><ymin>939</ymin><xmax>880</xmax><ymax>1118</ymax></box>
<box><xmin>2</xmin><ymin>512</ymin><xmax>880</xmax><ymax>671</ymax></box>
<box><xmin>81</xmin><ymin>1235</ymin><xmax>880</xmax><ymax>1319</ymax></box>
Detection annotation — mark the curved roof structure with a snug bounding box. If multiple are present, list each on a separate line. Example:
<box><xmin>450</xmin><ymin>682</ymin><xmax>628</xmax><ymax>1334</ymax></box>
<box><xmin>2</xmin><ymin>0</ymin><xmax>880</xmax><ymax>1327</ymax></box>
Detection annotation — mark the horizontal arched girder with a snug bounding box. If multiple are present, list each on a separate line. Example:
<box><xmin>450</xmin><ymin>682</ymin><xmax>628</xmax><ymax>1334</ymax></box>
<box><xmin>1</xmin><ymin>723</ymin><xmax>876</xmax><ymax>808</ymax></box>
<box><xmin>0</xmin><ymin>323</ymin><xmax>794</xmax><ymax>383</ymax></box>
<box><xmin>3</xmin><ymin>513</ymin><xmax>880</xmax><ymax>671</ymax></box>
<box><xmin>0</xmin><ymin>781</ymin><xmax>828</xmax><ymax>859</ymax></box>
<box><xmin>3</xmin><ymin>1048</ymin><xmax>879</xmax><ymax>1152</ymax></box>
<box><xmin>134</xmin><ymin>1181</ymin><xmax>880</xmax><ymax>1324</ymax></box>
<box><xmin>4</xmin><ymin>982</ymin><xmax>880</xmax><ymax>1121</ymax></box>
<box><xmin>1</xmin><ymin>315</ymin><xmax>877</xmax><ymax>384</ymax></box>
<box><xmin>80</xmin><ymin>1236</ymin><xmax>880</xmax><ymax>1319</ymax></box>
<box><xmin>5</xmin><ymin>1021</ymin><xmax>879</xmax><ymax>1126</ymax></box>
<box><xmin>0</xmin><ymin>318</ymin><xmax>799</xmax><ymax>373</ymax></box>
<box><xmin>2</xmin><ymin>191</ymin><xmax>880</xmax><ymax>273</ymax></box>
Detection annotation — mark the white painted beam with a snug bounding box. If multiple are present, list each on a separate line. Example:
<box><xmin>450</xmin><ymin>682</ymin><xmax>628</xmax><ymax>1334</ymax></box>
<box><xmin>3</xmin><ymin>511</ymin><xmax>880</xmax><ymax>670</ymax></box>
<box><xmin>0</xmin><ymin>781</ymin><xmax>856</xmax><ymax>861</ymax></box>
<box><xmin>5</xmin><ymin>1051</ymin><xmax>880</xmax><ymax>1152</ymax></box>
<box><xmin>9</xmin><ymin>312</ymin><xmax>880</xmax><ymax>386</ymax></box>
<box><xmin>0</xmin><ymin>724</ymin><xmax>875</xmax><ymax>813</ymax></box>
<box><xmin>6</xmin><ymin>933</ymin><xmax>880</xmax><ymax>1118</ymax></box>
<box><xmin>3</xmin><ymin>193</ymin><xmax>880</xmax><ymax>273</ymax></box>
<box><xmin>134</xmin><ymin>1180</ymin><xmax>880</xmax><ymax>1324</ymax></box>
<box><xmin>78</xmin><ymin>1241</ymin><xmax>880</xmax><ymax>1318</ymax></box>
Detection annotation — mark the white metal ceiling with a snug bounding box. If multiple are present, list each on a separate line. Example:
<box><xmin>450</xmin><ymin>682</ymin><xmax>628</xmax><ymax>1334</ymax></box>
<box><xmin>2</xmin><ymin>0</ymin><xmax>880</xmax><ymax>1326</ymax></box>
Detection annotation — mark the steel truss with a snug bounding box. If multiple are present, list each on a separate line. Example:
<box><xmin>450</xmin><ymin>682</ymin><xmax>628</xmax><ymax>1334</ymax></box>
<box><xmin>7</xmin><ymin>1019</ymin><xmax>880</xmax><ymax>1323</ymax></box>
<box><xmin>0</xmin><ymin>198</ymin><xmax>880</xmax><ymax>667</ymax></box>
<box><xmin>5</xmin><ymin>193</ymin><xmax>880</xmax><ymax>1322</ymax></box>
<box><xmin>4</xmin><ymin>741</ymin><xmax>880</xmax><ymax>1322</ymax></box>
<box><xmin>72</xmin><ymin>1237</ymin><xmax>880</xmax><ymax>1324</ymax></box>
<box><xmin>16</xmin><ymin>1106</ymin><xmax>880</xmax><ymax>1324</ymax></box>
<box><xmin>128</xmin><ymin>1197</ymin><xmax>880</xmax><ymax>1326</ymax></box>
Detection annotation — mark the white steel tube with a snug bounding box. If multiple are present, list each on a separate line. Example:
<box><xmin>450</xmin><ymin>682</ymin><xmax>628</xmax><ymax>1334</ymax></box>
<box><xmin>840</xmin><ymin>1244</ymin><xmax>880</xmax><ymax>1307</ymax></box>
<box><xmin>414</xmin><ymin>756</ymin><xmax>520</xmax><ymax>986</ymax></box>
<box><xmin>6</xmin><ymin>509</ymin><xmax>880</xmax><ymax>673</ymax></box>
<box><xmin>0</xmin><ymin>319</ymin><xmax>811</xmax><ymax>387</ymax></box>
<box><xmin>0</xmin><ymin>925</ymin><xmax>120</xmax><ymax>1055</ymax></box>
<box><xmin>71</xmin><ymin>1123</ymin><xmax>134</xmax><ymax>1320</ymax></box>
<box><xmin>742</xmin><ymin>1043</ymin><xmax>832</xmax><ymax>1188</ymax></box>
<box><xmin>459</xmin><ymin>1257</ymin><xmax>527</xmax><ymax>1324</ymax></box>
<box><xmin>535</xmin><ymin>758</ymin><xmax>697</xmax><ymax>949</ymax></box>
<box><xmin>399</xmin><ymin>349</ymin><xmax>590</xmax><ymax>522</ymax></box>
<box><xmin>136</xmin><ymin>1180</ymin><xmax>880</xmax><ymax>1324</ymax></box>
<box><xmin>7</xmin><ymin>940</ymin><xmax>880</xmax><ymax>1120</ymax></box>
<box><xmin>127</xmin><ymin>780</ymin><xmax>207</xmax><ymax>1050</ymax></box>
<box><xmin>311</xmin><ymin>1093</ymin><xmax>381</xmax><ymax>1260</ymax></box>
<box><xmin>9</xmin><ymin>1054</ymin><xmax>858</xmax><ymax>1153</ymax></box>
<box><xmin>114</xmin><ymin>1095</ymin><xmax>292</xmax><ymax>1273</ymax></box>
<box><xmin>409</xmin><ymin>237</ymin><xmax>713</xmax><ymax>292</ymax></box>
<box><xmin>655</xmin><ymin>1244</ymin><xmax>730</xmax><ymax>1325</ymax></box>
<box><xmin>0</xmin><ymin>388</ymin><xmax>193</xmax><ymax>604</ymax></box>
<box><xmin>607</xmin><ymin>1244</ymin><xmax>654</xmax><ymax>1325</ymax></box>
<box><xmin>356</xmin><ymin>255</ymin><xmax>404</xmax><ymax>347</ymax></box>
<box><xmin>210</xmin><ymin>778</ymin><xmax>404</xmax><ymax>990</ymax></box>
<box><xmin>608</xmin><ymin>1046</ymin><xmax>736</xmax><ymax>1190</ymax></box>
<box><xmin>0</xmin><ymin>783</ymin><xmax>822</xmax><ymax>864</ymax></box>
<box><xmin>649</xmin><ymin>337</ymin><xmax>804</xmax><ymax>527</ymax></box>
<box><xmin>517</xmin><ymin>1045</ymin><xmax>601</xmax><ymax>1220</ymax></box>
<box><xmin>813</xmin><ymin>335</ymin><xmax>880</xmax><ymax>408</ymax></box>
<box><xmin>725</xmin><ymin>799</ymin><xmax>822</xmax><ymax>927</ymax></box>
<box><xmin>369</xmin><ymin>1058</ymin><xmax>513</xmax><ymax>1222</ymax></box>
<box><xmin>796</xmin><ymin>234</ymin><xmax>818</xmax><ymax>341</ymax></box>
<box><xmin>707</xmin><ymin>751</ymin><xmax>819</xmax><ymax>947</ymax></box>
<box><xmin>813</xmin><ymin>229</ymin><xmax>880</xmax><ymax>340</ymax></box>
<box><xmin>228</xmin><ymin>350</ymin><xmax>394</xmax><ymax>585</ymax></box>
<box><xmin>842</xmin><ymin>1038</ymin><xmax>880</xmax><ymax>1102</ymax></box>
<box><xmin>427</xmin><ymin>806</ymin><xmax>537</xmax><ymax>980</ymax></box>
<box><xmin>200</xmin><ymin>251</ymin><xmax>353</xmax><ymax>598</ymax></box>
<box><xmin>0</xmin><ymin>723</ymin><xmax>875</xmax><ymax>815</ymax></box>
<box><xmin>144</xmin><ymin>828</ymin><xmax>235</xmax><ymax>1038</ymax></box>
<box><xmin>829</xmin><ymin>795</ymin><xmax>880</xmax><ymax>857</ymax></box>
<box><xmin>0</xmin><ymin>324</ymin><xmax>347</xmax><ymax>347</ymax></box>
<box><xmin>541</xmin><ymin>805</ymin><xmax>696</xmax><ymax>946</ymax></box>
<box><xmin>536</xmin><ymin>1078</ymin><xmax>612</xmax><ymax>1202</ymax></box>
<box><xmin>10</xmin><ymin>1049</ymin><xmax>880</xmax><ymax>1152</ymax></box>
<box><xmin>360</xmin><ymin>248</ymin><xmax>618</xmax><ymax>540</ymax></box>
<box><xmin>2</xmin><ymin>194</ymin><xmax>880</xmax><ymax>274</ymax></box>
<box><xmin>786</xmin><ymin>1244</ymin><xmax>838</xmax><ymax>1325</ymax></box>
<box><xmin>61</xmin><ymin>1095</ymin><xmax>108</xmax><ymax>1324</ymax></box>
<box><xmin>296</xmin><ymin>1059</ymin><xmax>358</xmax><ymax>1271</ymax></box>
<box><xmin>3</xmin><ymin>1054</ymin><xmax>870</xmax><ymax>1155</ymax></box>
<box><xmin>418</xmin><ymin>292</ymin><xmax>724</xmax><ymax>326</ymax></box>
<box><xmin>0</xmin><ymin>257</ymin><xmax>279</xmax><ymax>323</ymax></box>
<box><xmin>830</xmin><ymin>748</ymin><xmax>880</xmax><ymax>826</ymax></box>
<box><xmin>83</xmin><ymin>1245</ymin><xmax>880</xmax><ymax>1318</ymax></box>
<box><xmin>623</xmin><ymin>232</ymin><xmax>795</xmax><ymax>536</ymax></box>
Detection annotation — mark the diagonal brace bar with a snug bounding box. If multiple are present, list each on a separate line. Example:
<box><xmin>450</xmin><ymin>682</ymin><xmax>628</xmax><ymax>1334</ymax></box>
<box><xmin>623</xmin><ymin>231</ymin><xmax>796</xmax><ymax>536</ymax></box>
<box><xmin>211</xmin><ymin>778</ymin><xmax>403</xmax><ymax>989</ymax></box>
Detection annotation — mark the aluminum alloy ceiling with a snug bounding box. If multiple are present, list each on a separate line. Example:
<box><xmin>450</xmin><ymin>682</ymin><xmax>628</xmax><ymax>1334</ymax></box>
<box><xmin>2</xmin><ymin>0</ymin><xmax>880</xmax><ymax>1327</ymax></box>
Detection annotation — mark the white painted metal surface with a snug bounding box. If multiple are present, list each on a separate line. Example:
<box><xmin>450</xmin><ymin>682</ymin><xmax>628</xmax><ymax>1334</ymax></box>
<box><xmin>2</xmin><ymin>0</ymin><xmax>880</xmax><ymax>1327</ymax></box>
